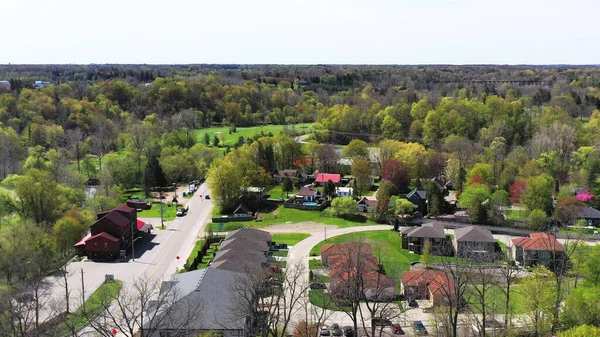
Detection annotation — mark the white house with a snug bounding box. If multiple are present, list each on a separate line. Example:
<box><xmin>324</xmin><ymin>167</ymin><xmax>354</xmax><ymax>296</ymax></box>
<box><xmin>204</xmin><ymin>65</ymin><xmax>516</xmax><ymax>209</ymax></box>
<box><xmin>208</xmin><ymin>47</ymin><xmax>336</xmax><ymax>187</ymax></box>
<box><xmin>336</xmin><ymin>187</ymin><xmax>353</xmax><ymax>197</ymax></box>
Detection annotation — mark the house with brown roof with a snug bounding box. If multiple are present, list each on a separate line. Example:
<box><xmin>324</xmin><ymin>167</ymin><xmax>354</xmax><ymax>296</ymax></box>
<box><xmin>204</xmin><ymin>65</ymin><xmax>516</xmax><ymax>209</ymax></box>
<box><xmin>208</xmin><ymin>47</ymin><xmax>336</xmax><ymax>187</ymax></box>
<box><xmin>83</xmin><ymin>204</ymin><xmax>140</xmax><ymax>259</ymax></box>
<box><xmin>358</xmin><ymin>197</ymin><xmax>378</xmax><ymax>213</ymax></box>
<box><xmin>512</xmin><ymin>232</ymin><xmax>564</xmax><ymax>269</ymax></box>
<box><xmin>401</xmin><ymin>223</ymin><xmax>447</xmax><ymax>255</ymax></box>
<box><xmin>453</xmin><ymin>226</ymin><xmax>498</xmax><ymax>261</ymax></box>
<box><xmin>401</xmin><ymin>270</ymin><xmax>455</xmax><ymax>306</ymax></box>
<box><xmin>320</xmin><ymin>242</ymin><xmax>373</xmax><ymax>267</ymax></box>
<box><xmin>273</xmin><ymin>169</ymin><xmax>307</xmax><ymax>183</ymax></box>
<box><xmin>296</xmin><ymin>185</ymin><xmax>320</xmax><ymax>202</ymax></box>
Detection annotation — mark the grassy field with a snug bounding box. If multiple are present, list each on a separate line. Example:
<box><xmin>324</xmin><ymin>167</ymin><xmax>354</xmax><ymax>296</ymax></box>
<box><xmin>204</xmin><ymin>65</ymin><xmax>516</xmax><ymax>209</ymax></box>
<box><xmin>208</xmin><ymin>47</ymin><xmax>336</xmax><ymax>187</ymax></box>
<box><xmin>56</xmin><ymin>280</ymin><xmax>123</xmax><ymax>335</ymax></box>
<box><xmin>211</xmin><ymin>205</ymin><xmax>379</xmax><ymax>232</ymax></box>
<box><xmin>505</xmin><ymin>209</ymin><xmax>528</xmax><ymax>221</ymax></box>
<box><xmin>272</xmin><ymin>233</ymin><xmax>311</xmax><ymax>246</ymax></box>
<box><xmin>196</xmin><ymin>123</ymin><xmax>312</xmax><ymax>147</ymax></box>
<box><xmin>309</xmin><ymin>290</ymin><xmax>350</xmax><ymax>311</ymax></box>
<box><xmin>137</xmin><ymin>203</ymin><xmax>177</xmax><ymax>222</ymax></box>
<box><xmin>266</xmin><ymin>184</ymin><xmax>297</xmax><ymax>200</ymax></box>
<box><xmin>309</xmin><ymin>230</ymin><xmax>421</xmax><ymax>280</ymax></box>
<box><xmin>309</xmin><ymin>259</ymin><xmax>323</xmax><ymax>269</ymax></box>
<box><xmin>465</xmin><ymin>284</ymin><xmax>528</xmax><ymax>314</ymax></box>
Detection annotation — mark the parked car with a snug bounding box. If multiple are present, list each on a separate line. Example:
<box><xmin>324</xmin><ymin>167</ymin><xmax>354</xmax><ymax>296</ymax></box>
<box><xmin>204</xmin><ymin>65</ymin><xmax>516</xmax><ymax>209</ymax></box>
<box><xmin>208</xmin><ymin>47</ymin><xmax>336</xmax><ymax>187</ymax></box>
<box><xmin>176</xmin><ymin>208</ymin><xmax>186</xmax><ymax>216</ymax></box>
<box><xmin>205</xmin><ymin>194</ymin><xmax>210</xmax><ymax>199</ymax></box>
<box><xmin>332</xmin><ymin>323</ymin><xmax>342</xmax><ymax>336</ymax></box>
<box><xmin>391</xmin><ymin>324</ymin><xmax>405</xmax><ymax>335</ymax></box>
<box><xmin>343</xmin><ymin>326</ymin><xmax>354</xmax><ymax>337</ymax></box>
<box><xmin>408</xmin><ymin>299</ymin><xmax>418</xmax><ymax>308</ymax></box>
<box><xmin>320</xmin><ymin>326</ymin><xmax>331</xmax><ymax>336</ymax></box>
<box><xmin>267</xmin><ymin>277</ymin><xmax>282</xmax><ymax>286</ymax></box>
<box><xmin>413</xmin><ymin>321</ymin><xmax>428</xmax><ymax>335</ymax></box>
<box><xmin>372</xmin><ymin>317</ymin><xmax>392</xmax><ymax>327</ymax></box>
<box><xmin>310</xmin><ymin>282</ymin><xmax>327</xmax><ymax>290</ymax></box>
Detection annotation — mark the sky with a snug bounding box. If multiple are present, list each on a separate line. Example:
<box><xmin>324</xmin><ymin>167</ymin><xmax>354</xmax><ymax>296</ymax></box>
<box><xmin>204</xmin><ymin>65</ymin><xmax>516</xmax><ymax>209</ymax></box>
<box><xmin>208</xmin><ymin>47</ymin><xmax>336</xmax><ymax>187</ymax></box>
<box><xmin>3</xmin><ymin>0</ymin><xmax>599</xmax><ymax>65</ymax></box>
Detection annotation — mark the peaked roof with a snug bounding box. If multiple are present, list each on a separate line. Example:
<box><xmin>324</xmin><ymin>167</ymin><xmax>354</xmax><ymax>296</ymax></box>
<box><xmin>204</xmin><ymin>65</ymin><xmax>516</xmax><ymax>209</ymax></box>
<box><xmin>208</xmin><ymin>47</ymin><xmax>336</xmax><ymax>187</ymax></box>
<box><xmin>315</xmin><ymin>173</ymin><xmax>341</xmax><ymax>183</ymax></box>
<box><xmin>93</xmin><ymin>210</ymin><xmax>130</xmax><ymax>234</ymax></box>
<box><xmin>219</xmin><ymin>237</ymin><xmax>269</xmax><ymax>252</ymax></box>
<box><xmin>580</xmin><ymin>207</ymin><xmax>600</xmax><ymax>219</ymax></box>
<box><xmin>226</xmin><ymin>228</ymin><xmax>271</xmax><ymax>242</ymax></box>
<box><xmin>233</xmin><ymin>203</ymin><xmax>250</xmax><ymax>214</ymax></box>
<box><xmin>114</xmin><ymin>204</ymin><xmax>135</xmax><ymax>214</ymax></box>
<box><xmin>407</xmin><ymin>188</ymin><xmax>426</xmax><ymax>200</ymax></box>
<box><xmin>87</xmin><ymin>232</ymin><xmax>119</xmax><ymax>242</ymax></box>
<box><xmin>455</xmin><ymin>226</ymin><xmax>495</xmax><ymax>243</ymax></box>
<box><xmin>321</xmin><ymin>242</ymin><xmax>373</xmax><ymax>256</ymax></box>
<box><xmin>213</xmin><ymin>248</ymin><xmax>267</xmax><ymax>263</ymax></box>
<box><xmin>401</xmin><ymin>270</ymin><xmax>455</xmax><ymax>295</ymax></box>
<box><xmin>402</xmin><ymin>223</ymin><xmax>445</xmax><ymax>239</ymax></box>
<box><xmin>512</xmin><ymin>232</ymin><xmax>564</xmax><ymax>251</ymax></box>
<box><xmin>210</xmin><ymin>258</ymin><xmax>265</xmax><ymax>273</ymax></box>
<box><xmin>297</xmin><ymin>185</ymin><xmax>318</xmax><ymax>197</ymax></box>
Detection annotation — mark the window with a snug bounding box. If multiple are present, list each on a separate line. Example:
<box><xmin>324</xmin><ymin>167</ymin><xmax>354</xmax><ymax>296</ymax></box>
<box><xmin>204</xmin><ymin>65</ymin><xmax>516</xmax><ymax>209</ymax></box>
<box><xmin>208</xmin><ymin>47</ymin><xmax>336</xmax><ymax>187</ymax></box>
<box><xmin>104</xmin><ymin>243</ymin><xmax>108</xmax><ymax>248</ymax></box>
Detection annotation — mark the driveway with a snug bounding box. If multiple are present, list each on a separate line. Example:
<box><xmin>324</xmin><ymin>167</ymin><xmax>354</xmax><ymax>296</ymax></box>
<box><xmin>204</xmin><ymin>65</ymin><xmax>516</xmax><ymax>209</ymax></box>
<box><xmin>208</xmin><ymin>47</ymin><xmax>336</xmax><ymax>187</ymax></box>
<box><xmin>38</xmin><ymin>183</ymin><xmax>214</xmax><ymax>325</ymax></box>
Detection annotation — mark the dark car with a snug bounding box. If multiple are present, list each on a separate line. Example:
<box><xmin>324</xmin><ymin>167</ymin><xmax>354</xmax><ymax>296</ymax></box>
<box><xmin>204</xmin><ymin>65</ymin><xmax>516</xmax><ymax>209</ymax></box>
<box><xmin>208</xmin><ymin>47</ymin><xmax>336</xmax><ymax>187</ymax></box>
<box><xmin>391</xmin><ymin>324</ymin><xmax>405</xmax><ymax>335</ymax></box>
<box><xmin>343</xmin><ymin>326</ymin><xmax>354</xmax><ymax>337</ymax></box>
<box><xmin>408</xmin><ymin>299</ymin><xmax>418</xmax><ymax>308</ymax></box>
<box><xmin>205</xmin><ymin>195</ymin><xmax>210</xmax><ymax>199</ymax></box>
<box><xmin>372</xmin><ymin>317</ymin><xmax>392</xmax><ymax>327</ymax></box>
<box><xmin>413</xmin><ymin>321</ymin><xmax>428</xmax><ymax>335</ymax></box>
<box><xmin>332</xmin><ymin>323</ymin><xmax>342</xmax><ymax>336</ymax></box>
<box><xmin>310</xmin><ymin>282</ymin><xmax>327</xmax><ymax>290</ymax></box>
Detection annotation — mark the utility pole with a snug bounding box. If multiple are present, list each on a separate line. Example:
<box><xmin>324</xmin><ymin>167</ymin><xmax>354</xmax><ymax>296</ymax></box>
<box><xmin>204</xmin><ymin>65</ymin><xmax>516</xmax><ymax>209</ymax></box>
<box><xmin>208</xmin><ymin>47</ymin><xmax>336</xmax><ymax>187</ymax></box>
<box><xmin>324</xmin><ymin>226</ymin><xmax>327</xmax><ymax>242</ymax></box>
<box><xmin>131</xmin><ymin>217</ymin><xmax>135</xmax><ymax>262</ymax></box>
<box><xmin>160</xmin><ymin>192</ymin><xmax>165</xmax><ymax>229</ymax></box>
<box><xmin>80</xmin><ymin>269</ymin><xmax>85</xmax><ymax>314</ymax></box>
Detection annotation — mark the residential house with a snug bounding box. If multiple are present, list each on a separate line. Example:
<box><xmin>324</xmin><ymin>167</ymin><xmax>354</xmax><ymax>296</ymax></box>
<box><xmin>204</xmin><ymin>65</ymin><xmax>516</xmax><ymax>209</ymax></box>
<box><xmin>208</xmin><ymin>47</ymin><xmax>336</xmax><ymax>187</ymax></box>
<box><xmin>315</xmin><ymin>173</ymin><xmax>341</xmax><ymax>186</ymax></box>
<box><xmin>358</xmin><ymin>197</ymin><xmax>379</xmax><ymax>213</ymax></box>
<box><xmin>401</xmin><ymin>270</ymin><xmax>455</xmax><ymax>306</ymax></box>
<box><xmin>320</xmin><ymin>242</ymin><xmax>373</xmax><ymax>267</ymax></box>
<box><xmin>226</xmin><ymin>228</ymin><xmax>272</xmax><ymax>245</ymax></box>
<box><xmin>453</xmin><ymin>226</ymin><xmax>498</xmax><ymax>261</ymax></box>
<box><xmin>33</xmin><ymin>80</ymin><xmax>51</xmax><ymax>89</ymax></box>
<box><xmin>335</xmin><ymin>187</ymin><xmax>353</xmax><ymax>197</ymax></box>
<box><xmin>273</xmin><ymin>169</ymin><xmax>306</xmax><ymax>183</ymax></box>
<box><xmin>219</xmin><ymin>237</ymin><xmax>270</xmax><ymax>254</ymax></box>
<box><xmin>580</xmin><ymin>207</ymin><xmax>600</xmax><ymax>226</ymax></box>
<box><xmin>512</xmin><ymin>232</ymin><xmax>564</xmax><ymax>269</ymax></box>
<box><xmin>401</xmin><ymin>223</ymin><xmax>447</xmax><ymax>255</ymax></box>
<box><xmin>296</xmin><ymin>185</ymin><xmax>320</xmax><ymax>202</ymax></box>
<box><xmin>232</xmin><ymin>203</ymin><xmax>253</xmax><ymax>218</ymax></box>
<box><xmin>407</xmin><ymin>188</ymin><xmax>427</xmax><ymax>215</ymax></box>
<box><xmin>244</xmin><ymin>187</ymin><xmax>266</xmax><ymax>200</ymax></box>
<box><xmin>143</xmin><ymin>268</ymin><xmax>253</xmax><ymax>337</ymax></box>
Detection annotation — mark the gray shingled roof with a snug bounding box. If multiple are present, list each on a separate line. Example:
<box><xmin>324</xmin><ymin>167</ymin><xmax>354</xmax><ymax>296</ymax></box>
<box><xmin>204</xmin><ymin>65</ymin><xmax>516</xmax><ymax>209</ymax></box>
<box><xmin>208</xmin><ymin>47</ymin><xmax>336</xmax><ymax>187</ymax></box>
<box><xmin>580</xmin><ymin>207</ymin><xmax>600</xmax><ymax>219</ymax></box>
<box><xmin>148</xmin><ymin>268</ymin><xmax>249</xmax><ymax>331</ymax></box>
<box><xmin>403</xmin><ymin>223</ymin><xmax>445</xmax><ymax>239</ymax></box>
<box><xmin>220</xmin><ymin>237</ymin><xmax>269</xmax><ymax>252</ymax></box>
<box><xmin>213</xmin><ymin>248</ymin><xmax>267</xmax><ymax>263</ymax></box>
<box><xmin>454</xmin><ymin>226</ymin><xmax>495</xmax><ymax>243</ymax></box>
<box><xmin>407</xmin><ymin>189</ymin><xmax>426</xmax><ymax>200</ymax></box>
<box><xmin>227</xmin><ymin>228</ymin><xmax>272</xmax><ymax>242</ymax></box>
<box><xmin>210</xmin><ymin>258</ymin><xmax>265</xmax><ymax>273</ymax></box>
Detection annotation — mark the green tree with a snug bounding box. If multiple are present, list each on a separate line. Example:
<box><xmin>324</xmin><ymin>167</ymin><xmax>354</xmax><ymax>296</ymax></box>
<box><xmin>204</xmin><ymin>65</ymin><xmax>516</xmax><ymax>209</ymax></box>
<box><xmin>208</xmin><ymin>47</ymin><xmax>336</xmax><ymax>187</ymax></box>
<box><xmin>527</xmin><ymin>209</ymin><xmax>548</xmax><ymax>231</ymax></box>
<box><xmin>330</xmin><ymin>196</ymin><xmax>358</xmax><ymax>216</ymax></box>
<box><xmin>377</xmin><ymin>180</ymin><xmax>398</xmax><ymax>201</ymax></box>
<box><xmin>420</xmin><ymin>241</ymin><xmax>432</xmax><ymax>266</ymax></box>
<box><xmin>203</xmin><ymin>132</ymin><xmax>211</xmax><ymax>145</ymax></box>
<box><xmin>562</xmin><ymin>286</ymin><xmax>600</xmax><ymax>328</ymax></box>
<box><xmin>212</xmin><ymin>134</ymin><xmax>220</xmax><ymax>147</ymax></box>
<box><xmin>282</xmin><ymin>177</ymin><xmax>294</xmax><ymax>197</ymax></box>
<box><xmin>521</xmin><ymin>266</ymin><xmax>556</xmax><ymax>337</ymax></box>
<box><xmin>206</xmin><ymin>159</ymin><xmax>241</xmax><ymax>213</ymax></box>
<box><xmin>392</xmin><ymin>197</ymin><xmax>415</xmax><ymax>216</ymax></box>
<box><xmin>521</xmin><ymin>174</ymin><xmax>554</xmax><ymax>215</ymax></box>
<box><xmin>344</xmin><ymin>139</ymin><xmax>369</xmax><ymax>160</ymax></box>
<box><xmin>560</xmin><ymin>325</ymin><xmax>600</xmax><ymax>337</ymax></box>
<box><xmin>324</xmin><ymin>180</ymin><xmax>336</xmax><ymax>200</ymax></box>
<box><xmin>424</xmin><ymin>180</ymin><xmax>446</xmax><ymax>216</ymax></box>
<box><xmin>53</xmin><ymin>216</ymin><xmax>87</xmax><ymax>257</ymax></box>
<box><xmin>466</xmin><ymin>163</ymin><xmax>493</xmax><ymax>186</ymax></box>
<box><xmin>458</xmin><ymin>183</ymin><xmax>491</xmax><ymax>224</ymax></box>
<box><xmin>351</xmin><ymin>158</ymin><xmax>372</xmax><ymax>196</ymax></box>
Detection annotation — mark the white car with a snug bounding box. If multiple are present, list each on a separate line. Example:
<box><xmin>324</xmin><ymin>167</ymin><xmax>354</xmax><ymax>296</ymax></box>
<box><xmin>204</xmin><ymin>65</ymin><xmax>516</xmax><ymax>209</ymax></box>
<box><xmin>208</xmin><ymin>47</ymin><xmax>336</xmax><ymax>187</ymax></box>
<box><xmin>320</xmin><ymin>326</ymin><xmax>331</xmax><ymax>336</ymax></box>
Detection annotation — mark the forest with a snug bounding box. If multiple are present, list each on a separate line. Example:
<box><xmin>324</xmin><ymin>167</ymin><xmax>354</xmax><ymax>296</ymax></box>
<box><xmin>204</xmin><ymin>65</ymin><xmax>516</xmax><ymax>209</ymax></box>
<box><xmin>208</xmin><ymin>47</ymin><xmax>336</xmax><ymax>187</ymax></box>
<box><xmin>1</xmin><ymin>64</ymin><xmax>600</xmax><ymax>335</ymax></box>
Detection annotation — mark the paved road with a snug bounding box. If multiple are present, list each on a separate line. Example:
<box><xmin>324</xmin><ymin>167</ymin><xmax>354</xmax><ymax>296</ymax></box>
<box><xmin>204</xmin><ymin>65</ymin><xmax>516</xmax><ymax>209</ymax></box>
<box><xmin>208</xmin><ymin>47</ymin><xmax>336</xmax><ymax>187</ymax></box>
<box><xmin>39</xmin><ymin>183</ymin><xmax>213</xmax><ymax>328</ymax></box>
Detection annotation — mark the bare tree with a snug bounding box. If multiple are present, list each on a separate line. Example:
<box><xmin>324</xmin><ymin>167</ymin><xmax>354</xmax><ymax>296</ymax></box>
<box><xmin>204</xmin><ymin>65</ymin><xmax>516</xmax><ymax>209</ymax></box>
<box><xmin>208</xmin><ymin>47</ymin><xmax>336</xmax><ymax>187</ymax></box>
<box><xmin>65</xmin><ymin>128</ymin><xmax>86</xmax><ymax>174</ymax></box>
<box><xmin>87</xmin><ymin>276</ymin><xmax>204</xmax><ymax>337</ymax></box>
<box><xmin>91</xmin><ymin>117</ymin><xmax>116</xmax><ymax>171</ymax></box>
<box><xmin>497</xmin><ymin>246</ymin><xmax>520</xmax><ymax>337</ymax></box>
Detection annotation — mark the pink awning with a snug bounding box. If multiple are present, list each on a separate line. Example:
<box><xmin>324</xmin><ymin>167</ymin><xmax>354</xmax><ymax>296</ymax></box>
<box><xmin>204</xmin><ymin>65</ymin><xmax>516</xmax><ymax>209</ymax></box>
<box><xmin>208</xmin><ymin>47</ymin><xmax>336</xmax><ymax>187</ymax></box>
<box><xmin>137</xmin><ymin>219</ymin><xmax>145</xmax><ymax>230</ymax></box>
<box><xmin>137</xmin><ymin>219</ymin><xmax>153</xmax><ymax>232</ymax></box>
<box><xmin>74</xmin><ymin>234</ymin><xmax>91</xmax><ymax>247</ymax></box>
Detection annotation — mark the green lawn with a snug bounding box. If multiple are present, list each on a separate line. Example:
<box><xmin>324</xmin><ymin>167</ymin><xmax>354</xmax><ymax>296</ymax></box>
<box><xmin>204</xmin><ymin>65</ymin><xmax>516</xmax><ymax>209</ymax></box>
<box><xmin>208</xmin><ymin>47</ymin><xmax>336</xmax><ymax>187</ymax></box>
<box><xmin>271</xmin><ymin>250</ymin><xmax>289</xmax><ymax>257</ymax></box>
<box><xmin>505</xmin><ymin>209</ymin><xmax>528</xmax><ymax>221</ymax></box>
<box><xmin>56</xmin><ymin>280</ymin><xmax>123</xmax><ymax>335</ymax></box>
<box><xmin>272</xmin><ymin>233</ymin><xmax>311</xmax><ymax>246</ymax></box>
<box><xmin>266</xmin><ymin>184</ymin><xmax>297</xmax><ymax>200</ymax></box>
<box><xmin>137</xmin><ymin>203</ymin><xmax>177</xmax><ymax>221</ymax></box>
<box><xmin>465</xmin><ymin>284</ymin><xmax>528</xmax><ymax>314</ymax></box>
<box><xmin>196</xmin><ymin>123</ymin><xmax>312</xmax><ymax>148</ymax></box>
<box><xmin>210</xmin><ymin>205</ymin><xmax>379</xmax><ymax>232</ymax></box>
<box><xmin>309</xmin><ymin>230</ymin><xmax>421</xmax><ymax>281</ymax></box>
<box><xmin>309</xmin><ymin>259</ymin><xmax>323</xmax><ymax>269</ymax></box>
<box><xmin>309</xmin><ymin>290</ymin><xmax>350</xmax><ymax>311</ymax></box>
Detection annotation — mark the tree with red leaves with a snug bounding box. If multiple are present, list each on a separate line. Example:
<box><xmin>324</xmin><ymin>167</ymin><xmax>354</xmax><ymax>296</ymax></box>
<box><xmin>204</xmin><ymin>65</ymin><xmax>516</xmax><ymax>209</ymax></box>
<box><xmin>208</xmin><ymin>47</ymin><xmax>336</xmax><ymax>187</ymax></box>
<box><xmin>468</xmin><ymin>174</ymin><xmax>485</xmax><ymax>186</ymax></box>
<box><xmin>382</xmin><ymin>158</ymin><xmax>411</xmax><ymax>192</ymax></box>
<box><xmin>509</xmin><ymin>181</ymin><xmax>526</xmax><ymax>204</ymax></box>
<box><xmin>576</xmin><ymin>190</ymin><xmax>595</xmax><ymax>203</ymax></box>
<box><xmin>554</xmin><ymin>196</ymin><xmax>583</xmax><ymax>227</ymax></box>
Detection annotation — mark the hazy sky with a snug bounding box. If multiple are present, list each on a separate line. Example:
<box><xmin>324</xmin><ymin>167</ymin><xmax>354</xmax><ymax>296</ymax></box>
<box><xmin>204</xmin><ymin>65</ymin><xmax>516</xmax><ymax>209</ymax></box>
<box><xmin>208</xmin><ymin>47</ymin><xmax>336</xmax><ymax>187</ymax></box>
<box><xmin>3</xmin><ymin>0</ymin><xmax>599</xmax><ymax>64</ymax></box>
